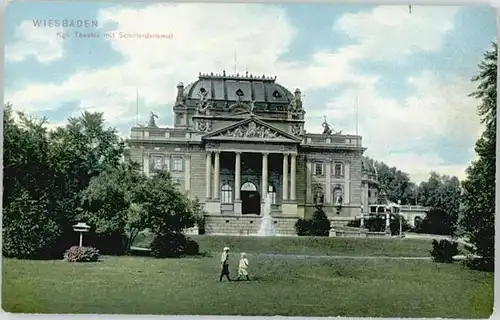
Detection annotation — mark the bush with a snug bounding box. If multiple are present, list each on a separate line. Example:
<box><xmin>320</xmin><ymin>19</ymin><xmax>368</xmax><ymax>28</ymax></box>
<box><xmin>150</xmin><ymin>232</ymin><xmax>187</xmax><ymax>258</ymax></box>
<box><xmin>295</xmin><ymin>209</ymin><xmax>331</xmax><ymax>237</ymax></box>
<box><xmin>84</xmin><ymin>231</ymin><xmax>128</xmax><ymax>256</ymax></box>
<box><xmin>185</xmin><ymin>237</ymin><xmax>200</xmax><ymax>255</ymax></box>
<box><xmin>2</xmin><ymin>191</ymin><xmax>61</xmax><ymax>259</ymax></box>
<box><xmin>64</xmin><ymin>246</ymin><xmax>100</xmax><ymax>262</ymax></box>
<box><xmin>463</xmin><ymin>255</ymin><xmax>494</xmax><ymax>272</ymax></box>
<box><xmin>389</xmin><ymin>215</ymin><xmax>411</xmax><ymax>236</ymax></box>
<box><xmin>309</xmin><ymin>209</ymin><xmax>330</xmax><ymax>236</ymax></box>
<box><xmin>430</xmin><ymin>239</ymin><xmax>459</xmax><ymax>263</ymax></box>
<box><xmin>346</xmin><ymin>219</ymin><xmax>360</xmax><ymax>228</ymax></box>
<box><xmin>295</xmin><ymin>218</ymin><xmax>311</xmax><ymax>236</ymax></box>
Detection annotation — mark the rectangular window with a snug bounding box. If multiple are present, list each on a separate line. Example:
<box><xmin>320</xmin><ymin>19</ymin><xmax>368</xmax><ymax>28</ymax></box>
<box><xmin>334</xmin><ymin>163</ymin><xmax>343</xmax><ymax>177</ymax></box>
<box><xmin>314</xmin><ymin>162</ymin><xmax>323</xmax><ymax>176</ymax></box>
<box><xmin>172</xmin><ymin>157</ymin><xmax>184</xmax><ymax>171</ymax></box>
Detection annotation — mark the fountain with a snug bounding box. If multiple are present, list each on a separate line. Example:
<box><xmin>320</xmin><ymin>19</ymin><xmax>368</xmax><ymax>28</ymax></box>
<box><xmin>256</xmin><ymin>193</ymin><xmax>276</xmax><ymax>236</ymax></box>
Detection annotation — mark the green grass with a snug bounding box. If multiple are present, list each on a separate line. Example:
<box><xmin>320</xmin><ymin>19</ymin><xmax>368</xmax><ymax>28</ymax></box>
<box><xmin>134</xmin><ymin>234</ymin><xmax>463</xmax><ymax>257</ymax></box>
<box><xmin>2</xmin><ymin>253</ymin><xmax>493</xmax><ymax>317</ymax></box>
<box><xmin>2</xmin><ymin>236</ymin><xmax>491</xmax><ymax>317</ymax></box>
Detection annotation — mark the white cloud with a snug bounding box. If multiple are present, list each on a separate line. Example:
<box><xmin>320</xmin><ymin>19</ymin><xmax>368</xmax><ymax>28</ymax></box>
<box><xmin>5</xmin><ymin>4</ymin><xmax>477</xmax><ymax>183</ymax></box>
<box><xmin>306</xmin><ymin>71</ymin><xmax>482</xmax><ymax>183</ymax></box>
<box><xmin>6</xmin><ymin>20</ymin><xmax>64</xmax><ymax>63</ymax></box>
<box><xmin>335</xmin><ymin>6</ymin><xmax>458</xmax><ymax>61</ymax></box>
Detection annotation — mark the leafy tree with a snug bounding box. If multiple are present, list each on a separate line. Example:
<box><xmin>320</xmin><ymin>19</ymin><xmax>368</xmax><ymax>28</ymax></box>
<box><xmin>2</xmin><ymin>105</ymin><xmax>62</xmax><ymax>259</ymax></box>
<box><xmin>416</xmin><ymin>173</ymin><xmax>461</xmax><ymax>235</ymax></box>
<box><xmin>79</xmin><ymin>162</ymin><xmax>147</xmax><ymax>254</ymax></box>
<box><xmin>133</xmin><ymin>171</ymin><xmax>198</xmax><ymax>257</ymax></box>
<box><xmin>365</xmin><ymin>157</ymin><xmax>418</xmax><ymax>205</ymax></box>
<box><xmin>2</xmin><ymin>106</ymin><xmax>128</xmax><ymax>258</ymax></box>
<box><xmin>135</xmin><ymin>170</ymin><xmax>196</xmax><ymax>235</ymax></box>
<box><xmin>460</xmin><ymin>42</ymin><xmax>496</xmax><ymax>271</ymax></box>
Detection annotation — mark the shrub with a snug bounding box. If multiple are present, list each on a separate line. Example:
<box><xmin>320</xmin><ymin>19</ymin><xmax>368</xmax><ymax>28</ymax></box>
<box><xmin>185</xmin><ymin>237</ymin><xmax>200</xmax><ymax>255</ymax></box>
<box><xmin>346</xmin><ymin>219</ymin><xmax>360</xmax><ymax>228</ymax></box>
<box><xmin>150</xmin><ymin>232</ymin><xmax>187</xmax><ymax>258</ymax></box>
<box><xmin>295</xmin><ymin>209</ymin><xmax>331</xmax><ymax>237</ymax></box>
<box><xmin>85</xmin><ymin>231</ymin><xmax>128</xmax><ymax>256</ymax></box>
<box><xmin>430</xmin><ymin>239</ymin><xmax>459</xmax><ymax>263</ymax></box>
<box><xmin>389</xmin><ymin>215</ymin><xmax>411</xmax><ymax>236</ymax></box>
<box><xmin>463</xmin><ymin>255</ymin><xmax>494</xmax><ymax>272</ymax></box>
<box><xmin>2</xmin><ymin>191</ymin><xmax>61</xmax><ymax>259</ymax></box>
<box><xmin>309</xmin><ymin>209</ymin><xmax>330</xmax><ymax>236</ymax></box>
<box><xmin>64</xmin><ymin>246</ymin><xmax>100</xmax><ymax>262</ymax></box>
<box><xmin>295</xmin><ymin>218</ymin><xmax>310</xmax><ymax>236</ymax></box>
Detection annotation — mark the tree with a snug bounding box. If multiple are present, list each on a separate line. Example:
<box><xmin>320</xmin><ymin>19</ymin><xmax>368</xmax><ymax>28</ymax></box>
<box><xmin>460</xmin><ymin>42</ymin><xmax>496</xmax><ymax>271</ymax></box>
<box><xmin>79</xmin><ymin>162</ymin><xmax>147</xmax><ymax>254</ymax></box>
<box><xmin>47</xmin><ymin>111</ymin><xmax>125</xmax><ymax>255</ymax></box>
<box><xmin>416</xmin><ymin>173</ymin><xmax>461</xmax><ymax>235</ymax></box>
<box><xmin>2</xmin><ymin>106</ymin><xmax>128</xmax><ymax>258</ymax></box>
<box><xmin>134</xmin><ymin>171</ymin><xmax>197</xmax><ymax>257</ymax></box>
<box><xmin>2</xmin><ymin>105</ymin><xmax>62</xmax><ymax>259</ymax></box>
<box><xmin>365</xmin><ymin>157</ymin><xmax>418</xmax><ymax>205</ymax></box>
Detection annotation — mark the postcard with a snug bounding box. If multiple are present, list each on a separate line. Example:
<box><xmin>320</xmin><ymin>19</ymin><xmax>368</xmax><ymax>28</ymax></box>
<box><xmin>2</xmin><ymin>2</ymin><xmax>496</xmax><ymax>319</ymax></box>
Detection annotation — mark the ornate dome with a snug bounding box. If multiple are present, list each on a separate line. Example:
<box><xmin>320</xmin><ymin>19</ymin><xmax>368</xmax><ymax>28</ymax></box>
<box><xmin>182</xmin><ymin>71</ymin><xmax>294</xmax><ymax>106</ymax></box>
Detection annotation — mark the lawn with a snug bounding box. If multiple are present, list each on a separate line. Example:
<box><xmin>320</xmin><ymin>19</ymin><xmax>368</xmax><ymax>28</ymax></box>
<box><xmin>134</xmin><ymin>234</ymin><xmax>464</xmax><ymax>257</ymax></box>
<box><xmin>2</xmin><ymin>236</ymin><xmax>493</xmax><ymax>317</ymax></box>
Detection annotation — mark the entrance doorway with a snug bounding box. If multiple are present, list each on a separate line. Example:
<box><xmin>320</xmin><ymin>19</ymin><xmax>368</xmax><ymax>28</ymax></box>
<box><xmin>241</xmin><ymin>182</ymin><xmax>260</xmax><ymax>215</ymax></box>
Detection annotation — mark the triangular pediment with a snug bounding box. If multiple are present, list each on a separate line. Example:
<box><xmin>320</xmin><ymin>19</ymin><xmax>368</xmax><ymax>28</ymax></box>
<box><xmin>203</xmin><ymin>116</ymin><xmax>300</xmax><ymax>143</ymax></box>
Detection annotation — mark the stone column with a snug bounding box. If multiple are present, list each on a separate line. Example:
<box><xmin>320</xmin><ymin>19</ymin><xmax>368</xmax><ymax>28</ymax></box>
<box><xmin>205</xmin><ymin>152</ymin><xmax>212</xmax><ymax>199</ymax></box>
<box><xmin>282</xmin><ymin>154</ymin><xmax>289</xmax><ymax>201</ymax></box>
<box><xmin>306</xmin><ymin>158</ymin><xmax>312</xmax><ymax>203</ymax></box>
<box><xmin>235</xmin><ymin>152</ymin><xmax>241</xmax><ymax>200</ymax></box>
<box><xmin>325</xmin><ymin>160</ymin><xmax>332</xmax><ymax>204</ymax></box>
<box><xmin>213</xmin><ymin>152</ymin><xmax>220</xmax><ymax>199</ymax></box>
<box><xmin>290</xmin><ymin>154</ymin><xmax>296</xmax><ymax>201</ymax></box>
<box><xmin>344</xmin><ymin>161</ymin><xmax>350</xmax><ymax>204</ymax></box>
<box><xmin>184</xmin><ymin>155</ymin><xmax>191</xmax><ymax>195</ymax></box>
<box><xmin>143</xmin><ymin>154</ymin><xmax>150</xmax><ymax>177</ymax></box>
<box><xmin>262</xmin><ymin>153</ymin><xmax>269</xmax><ymax>199</ymax></box>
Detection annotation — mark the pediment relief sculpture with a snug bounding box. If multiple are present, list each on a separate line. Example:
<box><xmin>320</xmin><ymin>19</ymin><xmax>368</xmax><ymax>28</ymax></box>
<box><xmin>219</xmin><ymin>121</ymin><xmax>280</xmax><ymax>139</ymax></box>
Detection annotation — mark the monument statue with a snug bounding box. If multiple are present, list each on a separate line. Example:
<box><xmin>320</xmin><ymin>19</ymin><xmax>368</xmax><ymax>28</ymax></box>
<box><xmin>256</xmin><ymin>193</ymin><xmax>276</xmax><ymax>236</ymax></box>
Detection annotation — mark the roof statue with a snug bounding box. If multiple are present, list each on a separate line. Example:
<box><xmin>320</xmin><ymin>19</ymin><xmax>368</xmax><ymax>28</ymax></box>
<box><xmin>196</xmin><ymin>89</ymin><xmax>212</xmax><ymax>115</ymax></box>
<box><xmin>148</xmin><ymin>111</ymin><xmax>159</xmax><ymax>127</ymax></box>
<box><xmin>322</xmin><ymin>116</ymin><xmax>333</xmax><ymax>135</ymax></box>
<box><xmin>249</xmin><ymin>100</ymin><xmax>256</xmax><ymax>114</ymax></box>
<box><xmin>321</xmin><ymin>116</ymin><xmax>342</xmax><ymax>135</ymax></box>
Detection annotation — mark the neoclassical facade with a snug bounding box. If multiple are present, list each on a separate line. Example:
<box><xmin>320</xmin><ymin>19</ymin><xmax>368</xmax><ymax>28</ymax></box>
<box><xmin>125</xmin><ymin>72</ymin><xmax>380</xmax><ymax>235</ymax></box>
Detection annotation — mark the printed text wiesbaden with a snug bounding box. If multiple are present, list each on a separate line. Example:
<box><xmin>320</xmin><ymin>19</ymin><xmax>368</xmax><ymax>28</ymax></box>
<box><xmin>32</xmin><ymin>19</ymin><xmax>98</xmax><ymax>28</ymax></box>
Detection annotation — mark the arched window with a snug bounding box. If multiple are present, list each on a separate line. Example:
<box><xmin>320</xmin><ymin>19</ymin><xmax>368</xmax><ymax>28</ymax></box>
<box><xmin>221</xmin><ymin>184</ymin><xmax>233</xmax><ymax>204</ymax></box>
<box><xmin>268</xmin><ymin>185</ymin><xmax>277</xmax><ymax>205</ymax></box>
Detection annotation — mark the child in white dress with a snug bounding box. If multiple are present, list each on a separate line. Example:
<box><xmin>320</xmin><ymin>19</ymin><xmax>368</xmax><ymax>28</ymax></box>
<box><xmin>237</xmin><ymin>252</ymin><xmax>250</xmax><ymax>281</ymax></box>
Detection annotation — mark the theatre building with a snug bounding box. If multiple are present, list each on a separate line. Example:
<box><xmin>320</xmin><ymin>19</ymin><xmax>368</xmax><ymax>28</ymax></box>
<box><xmin>125</xmin><ymin>72</ymin><xmax>381</xmax><ymax>235</ymax></box>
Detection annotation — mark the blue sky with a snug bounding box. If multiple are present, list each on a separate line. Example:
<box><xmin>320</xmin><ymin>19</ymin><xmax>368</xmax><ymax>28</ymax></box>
<box><xmin>4</xmin><ymin>3</ymin><xmax>496</xmax><ymax>183</ymax></box>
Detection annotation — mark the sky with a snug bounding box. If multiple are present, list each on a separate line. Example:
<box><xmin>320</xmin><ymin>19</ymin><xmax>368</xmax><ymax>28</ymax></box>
<box><xmin>4</xmin><ymin>2</ymin><xmax>496</xmax><ymax>183</ymax></box>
